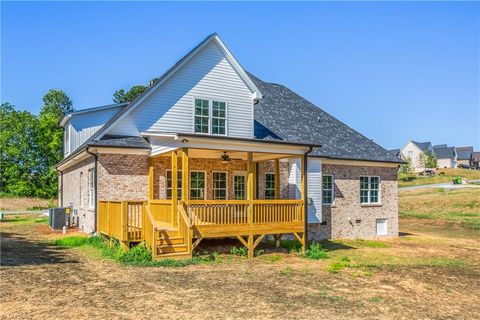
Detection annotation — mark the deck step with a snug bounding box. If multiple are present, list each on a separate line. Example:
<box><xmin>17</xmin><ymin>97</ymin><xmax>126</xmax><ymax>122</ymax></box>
<box><xmin>157</xmin><ymin>244</ymin><xmax>188</xmax><ymax>254</ymax></box>
<box><xmin>157</xmin><ymin>237</ymin><xmax>185</xmax><ymax>246</ymax></box>
<box><xmin>153</xmin><ymin>251</ymin><xmax>192</xmax><ymax>260</ymax></box>
<box><xmin>156</xmin><ymin>229</ymin><xmax>179</xmax><ymax>238</ymax></box>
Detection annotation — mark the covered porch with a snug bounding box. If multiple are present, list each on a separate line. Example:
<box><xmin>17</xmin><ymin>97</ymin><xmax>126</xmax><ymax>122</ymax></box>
<box><xmin>98</xmin><ymin>134</ymin><xmax>315</xmax><ymax>259</ymax></box>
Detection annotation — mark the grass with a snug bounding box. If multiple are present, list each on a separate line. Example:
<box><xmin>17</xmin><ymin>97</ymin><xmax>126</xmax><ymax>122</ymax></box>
<box><xmin>1</xmin><ymin>215</ymin><xmax>48</xmax><ymax>225</ymax></box>
<box><xmin>399</xmin><ymin>188</ymin><xmax>480</xmax><ymax>230</ymax></box>
<box><xmin>0</xmin><ymin>196</ymin><xmax>57</xmax><ymax>211</ymax></box>
<box><xmin>398</xmin><ymin>168</ymin><xmax>480</xmax><ymax>188</ymax></box>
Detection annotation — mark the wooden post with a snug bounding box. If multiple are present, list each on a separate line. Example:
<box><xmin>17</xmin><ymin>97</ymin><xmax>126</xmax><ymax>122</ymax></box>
<box><xmin>301</xmin><ymin>154</ymin><xmax>308</xmax><ymax>253</ymax></box>
<box><xmin>171</xmin><ymin>150</ymin><xmax>178</xmax><ymax>227</ymax></box>
<box><xmin>247</xmin><ymin>152</ymin><xmax>254</xmax><ymax>225</ymax></box>
<box><xmin>274</xmin><ymin>159</ymin><xmax>280</xmax><ymax>199</ymax></box>
<box><xmin>181</xmin><ymin>148</ymin><xmax>189</xmax><ymax>203</ymax></box>
<box><xmin>248</xmin><ymin>235</ymin><xmax>254</xmax><ymax>259</ymax></box>
<box><xmin>274</xmin><ymin>234</ymin><xmax>281</xmax><ymax>248</ymax></box>
<box><xmin>148</xmin><ymin>158</ymin><xmax>154</xmax><ymax>200</ymax></box>
<box><xmin>121</xmin><ymin>201</ymin><xmax>129</xmax><ymax>251</ymax></box>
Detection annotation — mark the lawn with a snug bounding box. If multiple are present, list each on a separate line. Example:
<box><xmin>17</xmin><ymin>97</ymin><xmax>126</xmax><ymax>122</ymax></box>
<box><xmin>398</xmin><ymin>168</ymin><xmax>480</xmax><ymax>187</ymax></box>
<box><xmin>1</xmin><ymin>189</ymin><xmax>479</xmax><ymax>319</ymax></box>
<box><xmin>0</xmin><ymin>196</ymin><xmax>56</xmax><ymax>211</ymax></box>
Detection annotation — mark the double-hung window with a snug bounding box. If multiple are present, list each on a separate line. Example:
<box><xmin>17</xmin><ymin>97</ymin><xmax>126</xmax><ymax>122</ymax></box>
<box><xmin>194</xmin><ymin>98</ymin><xmax>226</xmax><ymax>135</ymax></box>
<box><xmin>360</xmin><ymin>176</ymin><xmax>380</xmax><ymax>204</ymax></box>
<box><xmin>190</xmin><ymin>171</ymin><xmax>205</xmax><ymax>200</ymax></box>
<box><xmin>88</xmin><ymin>169</ymin><xmax>95</xmax><ymax>209</ymax></box>
<box><xmin>166</xmin><ymin>170</ymin><xmax>182</xmax><ymax>199</ymax></box>
<box><xmin>322</xmin><ymin>175</ymin><xmax>334</xmax><ymax>204</ymax></box>
<box><xmin>213</xmin><ymin>172</ymin><xmax>227</xmax><ymax>200</ymax></box>
<box><xmin>265</xmin><ymin>173</ymin><xmax>275</xmax><ymax>200</ymax></box>
<box><xmin>233</xmin><ymin>173</ymin><xmax>246</xmax><ymax>200</ymax></box>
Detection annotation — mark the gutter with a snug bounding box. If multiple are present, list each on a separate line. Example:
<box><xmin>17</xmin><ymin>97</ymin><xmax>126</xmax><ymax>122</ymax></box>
<box><xmin>58</xmin><ymin>169</ymin><xmax>64</xmax><ymax>207</ymax></box>
<box><xmin>86</xmin><ymin>147</ymin><xmax>98</xmax><ymax>233</ymax></box>
<box><xmin>303</xmin><ymin>146</ymin><xmax>313</xmax><ymax>251</ymax></box>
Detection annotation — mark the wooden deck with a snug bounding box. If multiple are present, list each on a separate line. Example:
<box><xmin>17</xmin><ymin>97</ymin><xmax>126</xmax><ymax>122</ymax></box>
<box><xmin>98</xmin><ymin>199</ymin><xmax>305</xmax><ymax>259</ymax></box>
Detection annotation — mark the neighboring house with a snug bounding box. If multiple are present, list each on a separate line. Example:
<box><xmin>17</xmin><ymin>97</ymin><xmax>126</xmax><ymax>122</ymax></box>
<box><xmin>388</xmin><ymin>149</ymin><xmax>400</xmax><ymax>158</ymax></box>
<box><xmin>56</xmin><ymin>34</ymin><xmax>401</xmax><ymax>259</ymax></box>
<box><xmin>433</xmin><ymin>145</ymin><xmax>456</xmax><ymax>168</ymax></box>
<box><xmin>455</xmin><ymin>146</ymin><xmax>474</xmax><ymax>168</ymax></box>
<box><xmin>399</xmin><ymin>140</ymin><xmax>433</xmax><ymax>172</ymax></box>
<box><xmin>471</xmin><ymin>152</ymin><xmax>480</xmax><ymax>169</ymax></box>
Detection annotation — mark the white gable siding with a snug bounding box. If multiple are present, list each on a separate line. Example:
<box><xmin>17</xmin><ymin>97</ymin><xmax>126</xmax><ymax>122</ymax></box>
<box><xmin>109</xmin><ymin>41</ymin><xmax>254</xmax><ymax>138</ymax></box>
<box><xmin>288</xmin><ymin>158</ymin><xmax>322</xmax><ymax>223</ymax></box>
<box><xmin>65</xmin><ymin>106</ymin><xmax>123</xmax><ymax>156</ymax></box>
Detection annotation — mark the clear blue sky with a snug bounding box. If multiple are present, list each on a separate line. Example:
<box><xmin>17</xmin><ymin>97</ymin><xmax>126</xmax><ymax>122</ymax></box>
<box><xmin>2</xmin><ymin>1</ymin><xmax>479</xmax><ymax>150</ymax></box>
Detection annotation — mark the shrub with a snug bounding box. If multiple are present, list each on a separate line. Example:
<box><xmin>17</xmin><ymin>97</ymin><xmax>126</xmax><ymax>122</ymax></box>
<box><xmin>230</xmin><ymin>246</ymin><xmax>247</xmax><ymax>257</ymax></box>
<box><xmin>305</xmin><ymin>242</ymin><xmax>328</xmax><ymax>260</ymax></box>
<box><xmin>279</xmin><ymin>240</ymin><xmax>302</xmax><ymax>252</ymax></box>
<box><xmin>119</xmin><ymin>242</ymin><xmax>152</xmax><ymax>265</ymax></box>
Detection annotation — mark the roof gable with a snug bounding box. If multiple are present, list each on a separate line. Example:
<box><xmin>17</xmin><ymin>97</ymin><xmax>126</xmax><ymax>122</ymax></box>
<box><xmin>411</xmin><ymin>140</ymin><xmax>432</xmax><ymax>152</ymax></box>
<box><xmin>455</xmin><ymin>146</ymin><xmax>474</xmax><ymax>160</ymax></box>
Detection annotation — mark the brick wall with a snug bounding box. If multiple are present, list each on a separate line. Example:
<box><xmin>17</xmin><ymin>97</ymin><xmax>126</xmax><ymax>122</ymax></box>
<box><xmin>257</xmin><ymin>161</ymin><xmax>290</xmax><ymax>199</ymax></box>
<box><xmin>61</xmin><ymin>157</ymin><xmax>96</xmax><ymax>233</ymax></box>
<box><xmin>309</xmin><ymin>164</ymin><xmax>399</xmax><ymax>240</ymax></box>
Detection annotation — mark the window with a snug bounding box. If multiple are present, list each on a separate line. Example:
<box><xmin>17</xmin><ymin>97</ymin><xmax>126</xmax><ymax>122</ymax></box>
<box><xmin>360</xmin><ymin>176</ymin><xmax>380</xmax><ymax>204</ymax></box>
<box><xmin>213</xmin><ymin>172</ymin><xmax>227</xmax><ymax>200</ymax></box>
<box><xmin>265</xmin><ymin>173</ymin><xmax>275</xmax><ymax>199</ymax></box>
<box><xmin>407</xmin><ymin>150</ymin><xmax>413</xmax><ymax>159</ymax></box>
<box><xmin>376</xmin><ymin>219</ymin><xmax>388</xmax><ymax>236</ymax></box>
<box><xmin>194</xmin><ymin>98</ymin><xmax>226</xmax><ymax>135</ymax></box>
<box><xmin>322</xmin><ymin>175</ymin><xmax>334</xmax><ymax>204</ymax></box>
<box><xmin>190</xmin><ymin>171</ymin><xmax>205</xmax><ymax>200</ymax></box>
<box><xmin>166</xmin><ymin>170</ymin><xmax>182</xmax><ymax>199</ymax></box>
<box><xmin>194</xmin><ymin>99</ymin><xmax>209</xmax><ymax>133</ymax></box>
<box><xmin>233</xmin><ymin>173</ymin><xmax>246</xmax><ymax>200</ymax></box>
<box><xmin>88</xmin><ymin>169</ymin><xmax>95</xmax><ymax>208</ymax></box>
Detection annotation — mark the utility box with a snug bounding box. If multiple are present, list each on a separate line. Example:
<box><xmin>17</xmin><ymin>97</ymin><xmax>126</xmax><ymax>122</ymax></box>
<box><xmin>49</xmin><ymin>207</ymin><xmax>68</xmax><ymax>230</ymax></box>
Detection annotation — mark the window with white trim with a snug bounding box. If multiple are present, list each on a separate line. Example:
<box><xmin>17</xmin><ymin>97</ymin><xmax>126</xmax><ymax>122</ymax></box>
<box><xmin>233</xmin><ymin>173</ymin><xmax>246</xmax><ymax>200</ymax></box>
<box><xmin>265</xmin><ymin>173</ymin><xmax>275</xmax><ymax>200</ymax></box>
<box><xmin>88</xmin><ymin>168</ymin><xmax>95</xmax><ymax>208</ymax></box>
<box><xmin>213</xmin><ymin>172</ymin><xmax>227</xmax><ymax>200</ymax></box>
<box><xmin>322</xmin><ymin>175</ymin><xmax>334</xmax><ymax>204</ymax></box>
<box><xmin>194</xmin><ymin>98</ymin><xmax>226</xmax><ymax>135</ymax></box>
<box><xmin>190</xmin><ymin>171</ymin><xmax>205</xmax><ymax>200</ymax></box>
<box><xmin>360</xmin><ymin>176</ymin><xmax>380</xmax><ymax>204</ymax></box>
<box><xmin>166</xmin><ymin>170</ymin><xmax>182</xmax><ymax>199</ymax></box>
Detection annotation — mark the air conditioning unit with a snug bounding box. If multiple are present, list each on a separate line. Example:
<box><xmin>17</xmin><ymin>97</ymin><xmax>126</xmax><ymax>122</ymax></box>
<box><xmin>49</xmin><ymin>207</ymin><xmax>68</xmax><ymax>230</ymax></box>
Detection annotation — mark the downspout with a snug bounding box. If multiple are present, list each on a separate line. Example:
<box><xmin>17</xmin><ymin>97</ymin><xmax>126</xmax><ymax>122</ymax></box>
<box><xmin>58</xmin><ymin>169</ymin><xmax>64</xmax><ymax>207</ymax></box>
<box><xmin>303</xmin><ymin>147</ymin><xmax>313</xmax><ymax>250</ymax></box>
<box><xmin>86</xmin><ymin>147</ymin><xmax>98</xmax><ymax>233</ymax></box>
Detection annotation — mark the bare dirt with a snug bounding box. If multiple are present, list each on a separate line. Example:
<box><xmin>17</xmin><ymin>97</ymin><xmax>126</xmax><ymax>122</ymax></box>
<box><xmin>1</xmin><ymin>215</ymin><xmax>479</xmax><ymax>320</ymax></box>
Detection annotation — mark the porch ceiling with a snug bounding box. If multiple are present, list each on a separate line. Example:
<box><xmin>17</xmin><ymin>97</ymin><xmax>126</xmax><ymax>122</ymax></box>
<box><xmin>153</xmin><ymin>148</ymin><xmax>294</xmax><ymax>162</ymax></box>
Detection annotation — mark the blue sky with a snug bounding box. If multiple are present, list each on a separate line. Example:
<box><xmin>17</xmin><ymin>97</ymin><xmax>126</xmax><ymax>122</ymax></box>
<box><xmin>2</xmin><ymin>1</ymin><xmax>479</xmax><ymax>150</ymax></box>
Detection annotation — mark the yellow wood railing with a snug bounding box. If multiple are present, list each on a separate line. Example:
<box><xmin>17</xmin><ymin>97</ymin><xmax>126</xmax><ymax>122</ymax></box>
<box><xmin>149</xmin><ymin>200</ymin><xmax>173</xmax><ymax>224</ymax></box>
<box><xmin>178</xmin><ymin>201</ymin><xmax>193</xmax><ymax>254</ymax></box>
<box><xmin>186</xmin><ymin>199</ymin><xmax>303</xmax><ymax>226</ymax></box>
<box><xmin>98</xmin><ymin>200</ymin><xmax>146</xmax><ymax>242</ymax></box>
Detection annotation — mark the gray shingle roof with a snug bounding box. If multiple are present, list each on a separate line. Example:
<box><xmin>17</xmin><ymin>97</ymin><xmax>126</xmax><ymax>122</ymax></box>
<box><xmin>250</xmin><ymin>74</ymin><xmax>402</xmax><ymax>163</ymax></box>
<box><xmin>389</xmin><ymin>149</ymin><xmax>400</xmax><ymax>157</ymax></box>
<box><xmin>411</xmin><ymin>141</ymin><xmax>431</xmax><ymax>151</ymax></box>
<box><xmin>455</xmin><ymin>146</ymin><xmax>474</xmax><ymax>160</ymax></box>
<box><xmin>433</xmin><ymin>146</ymin><xmax>455</xmax><ymax>160</ymax></box>
<box><xmin>91</xmin><ymin>135</ymin><xmax>151</xmax><ymax>149</ymax></box>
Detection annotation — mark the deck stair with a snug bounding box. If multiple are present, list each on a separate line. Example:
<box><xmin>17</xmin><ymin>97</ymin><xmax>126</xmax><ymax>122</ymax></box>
<box><xmin>152</xmin><ymin>226</ymin><xmax>191</xmax><ymax>259</ymax></box>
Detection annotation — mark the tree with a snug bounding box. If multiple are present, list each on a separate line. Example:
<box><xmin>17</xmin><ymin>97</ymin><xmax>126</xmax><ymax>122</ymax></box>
<box><xmin>0</xmin><ymin>103</ymin><xmax>39</xmax><ymax>196</ymax></box>
<box><xmin>399</xmin><ymin>157</ymin><xmax>413</xmax><ymax>175</ymax></box>
<box><xmin>112</xmin><ymin>78</ymin><xmax>159</xmax><ymax>103</ymax></box>
<box><xmin>36</xmin><ymin>89</ymin><xmax>74</xmax><ymax>198</ymax></box>
<box><xmin>419</xmin><ymin>151</ymin><xmax>437</xmax><ymax>169</ymax></box>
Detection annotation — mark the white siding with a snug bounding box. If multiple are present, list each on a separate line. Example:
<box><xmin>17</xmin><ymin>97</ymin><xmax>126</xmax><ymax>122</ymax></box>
<box><xmin>288</xmin><ymin>158</ymin><xmax>322</xmax><ymax>223</ymax></box>
<box><xmin>109</xmin><ymin>41</ymin><xmax>254</xmax><ymax>138</ymax></box>
<box><xmin>65</xmin><ymin>106</ymin><xmax>123</xmax><ymax>156</ymax></box>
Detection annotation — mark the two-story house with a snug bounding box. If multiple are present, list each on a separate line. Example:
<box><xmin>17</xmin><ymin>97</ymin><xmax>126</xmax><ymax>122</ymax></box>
<box><xmin>56</xmin><ymin>34</ymin><xmax>401</xmax><ymax>259</ymax></box>
<box><xmin>399</xmin><ymin>140</ymin><xmax>433</xmax><ymax>172</ymax></box>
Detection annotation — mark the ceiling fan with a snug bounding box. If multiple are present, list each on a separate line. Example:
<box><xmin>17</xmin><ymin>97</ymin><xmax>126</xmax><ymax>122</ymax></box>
<box><xmin>221</xmin><ymin>151</ymin><xmax>242</xmax><ymax>163</ymax></box>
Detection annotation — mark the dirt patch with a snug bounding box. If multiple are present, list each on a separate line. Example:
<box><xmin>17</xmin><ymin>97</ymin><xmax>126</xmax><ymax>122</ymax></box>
<box><xmin>1</xmin><ymin>216</ymin><xmax>479</xmax><ymax>319</ymax></box>
<box><xmin>0</xmin><ymin>197</ymin><xmax>56</xmax><ymax>211</ymax></box>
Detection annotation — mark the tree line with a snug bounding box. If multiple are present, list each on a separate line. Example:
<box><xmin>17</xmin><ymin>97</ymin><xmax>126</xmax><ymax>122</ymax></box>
<box><xmin>1</xmin><ymin>79</ymin><xmax>156</xmax><ymax>199</ymax></box>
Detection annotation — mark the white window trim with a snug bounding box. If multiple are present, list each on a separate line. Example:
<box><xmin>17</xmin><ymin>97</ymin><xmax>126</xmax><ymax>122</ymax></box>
<box><xmin>192</xmin><ymin>97</ymin><xmax>228</xmax><ymax>136</ymax></box>
<box><xmin>190</xmin><ymin>170</ymin><xmax>207</xmax><ymax>200</ymax></box>
<box><xmin>265</xmin><ymin>171</ymin><xmax>275</xmax><ymax>200</ymax></box>
<box><xmin>360</xmin><ymin>176</ymin><xmax>381</xmax><ymax>205</ymax></box>
<box><xmin>212</xmin><ymin>171</ymin><xmax>228</xmax><ymax>200</ymax></box>
<box><xmin>233</xmin><ymin>171</ymin><xmax>247</xmax><ymax>200</ymax></box>
<box><xmin>88</xmin><ymin>168</ymin><xmax>95</xmax><ymax>209</ymax></box>
<box><xmin>322</xmin><ymin>174</ymin><xmax>335</xmax><ymax>205</ymax></box>
<box><xmin>165</xmin><ymin>169</ymin><xmax>182</xmax><ymax>200</ymax></box>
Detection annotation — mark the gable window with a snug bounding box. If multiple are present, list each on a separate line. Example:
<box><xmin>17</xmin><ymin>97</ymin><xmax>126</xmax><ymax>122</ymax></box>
<box><xmin>265</xmin><ymin>173</ymin><xmax>275</xmax><ymax>200</ymax></box>
<box><xmin>233</xmin><ymin>172</ymin><xmax>246</xmax><ymax>200</ymax></box>
<box><xmin>322</xmin><ymin>175</ymin><xmax>334</xmax><ymax>204</ymax></box>
<box><xmin>213</xmin><ymin>172</ymin><xmax>227</xmax><ymax>200</ymax></box>
<box><xmin>166</xmin><ymin>170</ymin><xmax>182</xmax><ymax>199</ymax></box>
<box><xmin>407</xmin><ymin>150</ymin><xmax>413</xmax><ymax>159</ymax></box>
<box><xmin>360</xmin><ymin>176</ymin><xmax>380</xmax><ymax>204</ymax></box>
<box><xmin>88</xmin><ymin>168</ymin><xmax>95</xmax><ymax>209</ymax></box>
<box><xmin>190</xmin><ymin>171</ymin><xmax>205</xmax><ymax>200</ymax></box>
<box><xmin>194</xmin><ymin>98</ymin><xmax>227</xmax><ymax>135</ymax></box>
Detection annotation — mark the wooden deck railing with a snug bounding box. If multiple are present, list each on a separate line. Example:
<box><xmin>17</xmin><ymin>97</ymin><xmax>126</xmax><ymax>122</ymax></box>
<box><xmin>186</xmin><ymin>199</ymin><xmax>303</xmax><ymax>226</ymax></box>
<box><xmin>98</xmin><ymin>200</ymin><xmax>146</xmax><ymax>242</ymax></box>
<box><xmin>178</xmin><ymin>202</ymin><xmax>193</xmax><ymax>254</ymax></box>
<box><xmin>149</xmin><ymin>200</ymin><xmax>173</xmax><ymax>224</ymax></box>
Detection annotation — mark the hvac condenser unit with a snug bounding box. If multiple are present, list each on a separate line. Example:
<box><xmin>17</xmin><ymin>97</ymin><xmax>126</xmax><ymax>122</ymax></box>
<box><xmin>49</xmin><ymin>207</ymin><xmax>68</xmax><ymax>230</ymax></box>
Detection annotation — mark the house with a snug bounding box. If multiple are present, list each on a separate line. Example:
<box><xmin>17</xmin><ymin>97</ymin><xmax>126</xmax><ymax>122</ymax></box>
<box><xmin>399</xmin><ymin>140</ymin><xmax>433</xmax><ymax>172</ymax></box>
<box><xmin>56</xmin><ymin>34</ymin><xmax>401</xmax><ymax>259</ymax></box>
<box><xmin>388</xmin><ymin>149</ymin><xmax>400</xmax><ymax>158</ymax></box>
<box><xmin>455</xmin><ymin>146</ymin><xmax>474</xmax><ymax>168</ymax></box>
<box><xmin>433</xmin><ymin>145</ymin><xmax>456</xmax><ymax>168</ymax></box>
<box><xmin>471</xmin><ymin>152</ymin><xmax>480</xmax><ymax>169</ymax></box>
